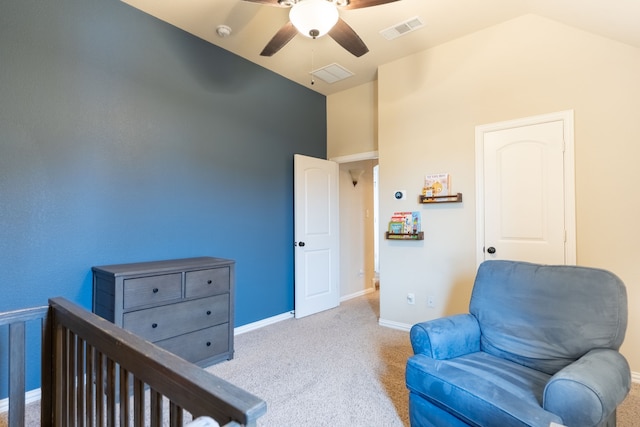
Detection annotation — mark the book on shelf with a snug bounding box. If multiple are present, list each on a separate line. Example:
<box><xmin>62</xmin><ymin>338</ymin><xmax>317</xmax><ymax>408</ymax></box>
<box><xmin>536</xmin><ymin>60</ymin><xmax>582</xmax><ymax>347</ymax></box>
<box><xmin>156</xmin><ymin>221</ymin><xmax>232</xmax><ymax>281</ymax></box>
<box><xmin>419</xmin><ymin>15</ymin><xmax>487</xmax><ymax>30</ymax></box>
<box><xmin>423</xmin><ymin>173</ymin><xmax>451</xmax><ymax>197</ymax></box>
<box><xmin>388</xmin><ymin>221</ymin><xmax>404</xmax><ymax>234</ymax></box>
<box><xmin>389</xmin><ymin>211</ymin><xmax>421</xmax><ymax>234</ymax></box>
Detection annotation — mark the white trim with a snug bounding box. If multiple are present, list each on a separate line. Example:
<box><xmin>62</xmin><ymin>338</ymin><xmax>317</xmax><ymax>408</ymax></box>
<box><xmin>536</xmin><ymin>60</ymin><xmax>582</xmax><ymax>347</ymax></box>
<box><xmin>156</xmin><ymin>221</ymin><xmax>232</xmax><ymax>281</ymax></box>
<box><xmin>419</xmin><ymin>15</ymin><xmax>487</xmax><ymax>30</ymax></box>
<box><xmin>329</xmin><ymin>151</ymin><xmax>379</xmax><ymax>163</ymax></box>
<box><xmin>632</xmin><ymin>371</ymin><xmax>640</xmax><ymax>383</ymax></box>
<box><xmin>562</xmin><ymin>112</ymin><xmax>577</xmax><ymax>265</ymax></box>
<box><xmin>340</xmin><ymin>287</ymin><xmax>375</xmax><ymax>302</ymax></box>
<box><xmin>233</xmin><ymin>311</ymin><xmax>293</xmax><ymax>336</ymax></box>
<box><xmin>378</xmin><ymin>318</ymin><xmax>412</xmax><ymax>332</ymax></box>
<box><xmin>475</xmin><ymin>127</ymin><xmax>485</xmax><ymax>267</ymax></box>
<box><xmin>475</xmin><ymin>110</ymin><xmax>576</xmax><ymax>267</ymax></box>
<box><xmin>0</xmin><ymin>388</ymin><xmax>40</xmax><ymax>413</ymax></box>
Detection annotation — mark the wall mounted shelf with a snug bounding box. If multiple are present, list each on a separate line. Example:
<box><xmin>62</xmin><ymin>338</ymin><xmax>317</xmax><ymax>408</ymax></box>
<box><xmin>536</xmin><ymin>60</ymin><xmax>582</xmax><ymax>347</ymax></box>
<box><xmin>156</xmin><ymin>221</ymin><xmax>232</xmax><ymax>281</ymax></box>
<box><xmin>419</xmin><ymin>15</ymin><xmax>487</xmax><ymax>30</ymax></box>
<box><xmin>419</xmin><ymin>193</ymin><xmax>463</xmax><ymax>204</ymax></box>
<box><xmin>385</xmin><ymin>232</ymin><xmax>424</xmax><ymax>240</ymax></box>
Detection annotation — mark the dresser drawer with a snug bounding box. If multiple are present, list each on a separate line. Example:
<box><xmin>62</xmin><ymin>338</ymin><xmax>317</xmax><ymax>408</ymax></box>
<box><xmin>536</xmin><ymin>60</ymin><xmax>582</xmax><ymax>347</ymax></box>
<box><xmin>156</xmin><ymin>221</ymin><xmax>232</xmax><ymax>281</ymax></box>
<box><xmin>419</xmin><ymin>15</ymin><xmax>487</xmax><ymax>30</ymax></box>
<box><xmin>123</xmin><ymin>273</ymin><xmax>182</xmax><ymax>310</ymax></box>
<box><xmin>123</xmin><ymin>294</ymin><xmax>229</xmax><ymax>342</ymax></box>
<box><xmin>185</xmin><ymin>267</ymin><xmax>230</xmax><ymax>298</ymax></box>
<box><xmin>155</xmin><ymin>324</ymin><xmax>229</xmax><ymax>364</ymax></box>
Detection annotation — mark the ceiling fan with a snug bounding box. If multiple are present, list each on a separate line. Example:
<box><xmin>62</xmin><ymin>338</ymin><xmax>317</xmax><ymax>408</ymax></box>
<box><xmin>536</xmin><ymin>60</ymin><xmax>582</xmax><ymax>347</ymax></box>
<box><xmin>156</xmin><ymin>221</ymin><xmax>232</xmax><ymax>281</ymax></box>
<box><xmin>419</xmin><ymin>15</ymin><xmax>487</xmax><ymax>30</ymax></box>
<box><xmin>242</xmin><ymin>0</ymin><xmax>400</xmax><ymax>57</ymax></box>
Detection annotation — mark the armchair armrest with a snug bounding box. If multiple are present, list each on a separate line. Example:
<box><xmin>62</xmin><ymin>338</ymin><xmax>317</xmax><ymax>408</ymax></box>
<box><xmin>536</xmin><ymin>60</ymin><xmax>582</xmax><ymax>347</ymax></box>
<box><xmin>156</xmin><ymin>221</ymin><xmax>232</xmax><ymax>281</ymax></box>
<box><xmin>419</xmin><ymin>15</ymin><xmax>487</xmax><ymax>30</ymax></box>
<box><xmin>543</xmin><ymin>348</ymin><xmax>631</xmax><ymax>426</ymax></box>
<box><xmin>409</xmin><ymin>314</ymin><xmax>480</xmax><ymax>359</ymax></box>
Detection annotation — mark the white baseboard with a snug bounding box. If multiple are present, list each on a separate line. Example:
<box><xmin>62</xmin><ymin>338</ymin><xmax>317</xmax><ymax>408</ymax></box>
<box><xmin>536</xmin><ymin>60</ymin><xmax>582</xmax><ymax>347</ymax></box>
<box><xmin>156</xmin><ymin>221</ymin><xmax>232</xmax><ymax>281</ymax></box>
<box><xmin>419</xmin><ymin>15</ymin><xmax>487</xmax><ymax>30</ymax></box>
<box><xmin>234</xmin><ymin>288</ymin><xmax>376</xmax><ymax>335</ymax></box>
<box><xmin>632</xmin><ymin>371</ymin><xmax>640</xmax><ymax>383</ymax></box>
<box><xmin>378</xmin><ymin>318</ymin><xmax>412</xmax><ymax>332</ymax></box>
<box><xmin>340</xmin><ymin>287</ymin><xmax>375</xmax><ymax>302</ymax></box>
<box><xmin>0</xmin><ymin>388</ymin><xmax>40</xmax><ymax>413</ymax></box>
<box><xmin>233</xmin><ymin>311</ymin><xmax>293</xmax><ymax>336</ymax></box>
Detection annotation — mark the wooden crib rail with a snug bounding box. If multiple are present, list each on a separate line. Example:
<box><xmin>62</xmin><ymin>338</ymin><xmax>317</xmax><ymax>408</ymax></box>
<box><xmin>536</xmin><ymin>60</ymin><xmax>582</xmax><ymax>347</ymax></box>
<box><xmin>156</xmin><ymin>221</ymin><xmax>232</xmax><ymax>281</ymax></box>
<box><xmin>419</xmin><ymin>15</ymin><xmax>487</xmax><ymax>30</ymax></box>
<box><xmin>46</xmin><ymin>297</ymin><xmax>266</xmax><ymax>426</ymax></box>
<box><xmin>2</xmin><ymin>298</ymin><xmax>266</xmax><ymax>426</ymax></box>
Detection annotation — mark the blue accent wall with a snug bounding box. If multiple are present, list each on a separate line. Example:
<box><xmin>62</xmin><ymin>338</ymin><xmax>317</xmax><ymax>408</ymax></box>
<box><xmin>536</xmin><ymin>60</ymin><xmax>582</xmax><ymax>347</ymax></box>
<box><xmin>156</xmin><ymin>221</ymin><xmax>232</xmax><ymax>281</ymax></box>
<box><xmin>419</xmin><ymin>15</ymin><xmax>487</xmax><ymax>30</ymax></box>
<box><xmin>0</xmin><ymin>0</ymin><xmax>326</xmax><ymax>395</ymax></box>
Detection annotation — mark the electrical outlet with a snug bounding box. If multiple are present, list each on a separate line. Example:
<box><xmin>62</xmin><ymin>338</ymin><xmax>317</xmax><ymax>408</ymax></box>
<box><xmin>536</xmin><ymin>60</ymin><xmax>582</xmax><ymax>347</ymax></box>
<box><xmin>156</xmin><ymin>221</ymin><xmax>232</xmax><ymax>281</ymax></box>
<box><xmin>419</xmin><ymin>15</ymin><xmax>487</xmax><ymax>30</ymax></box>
<box><xmin>407</xmin><ymin>293</ymin><xmax>415</xmax><ymax>305</ymax></box>
<box><xmin>428</xmin><ymin>296</ymin><xmax>435</xmax><ymax>308</ymax></box>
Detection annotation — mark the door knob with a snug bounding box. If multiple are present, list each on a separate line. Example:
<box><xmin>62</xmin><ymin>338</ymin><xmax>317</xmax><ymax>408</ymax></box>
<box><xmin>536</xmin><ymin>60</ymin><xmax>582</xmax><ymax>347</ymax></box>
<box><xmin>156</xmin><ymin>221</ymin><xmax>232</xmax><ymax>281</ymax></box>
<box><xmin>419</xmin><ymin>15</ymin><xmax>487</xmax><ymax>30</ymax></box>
<box><xmin>487</xmin><ymin>246</ymin><xmax>496</xmax><ymax>254</ymax></box>
<box><xmin>299</xmin><ymin>241</ymin><xmax>306</xmax><ymax>247</ymax></box>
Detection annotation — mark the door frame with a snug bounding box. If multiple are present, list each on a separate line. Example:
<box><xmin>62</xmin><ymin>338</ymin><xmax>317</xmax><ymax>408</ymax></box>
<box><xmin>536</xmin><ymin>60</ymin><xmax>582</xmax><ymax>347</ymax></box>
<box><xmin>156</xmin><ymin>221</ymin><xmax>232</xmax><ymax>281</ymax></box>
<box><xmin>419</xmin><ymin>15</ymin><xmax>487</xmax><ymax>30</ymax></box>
<box><xmin>474</xmin><ymin>110</ymin><xmax>576</xmax><ymax>267</ymax></box>
<box><xmin>330</xmin><ymin>151</ymin><xmax>380</xmax><ymax>299</ymax></box>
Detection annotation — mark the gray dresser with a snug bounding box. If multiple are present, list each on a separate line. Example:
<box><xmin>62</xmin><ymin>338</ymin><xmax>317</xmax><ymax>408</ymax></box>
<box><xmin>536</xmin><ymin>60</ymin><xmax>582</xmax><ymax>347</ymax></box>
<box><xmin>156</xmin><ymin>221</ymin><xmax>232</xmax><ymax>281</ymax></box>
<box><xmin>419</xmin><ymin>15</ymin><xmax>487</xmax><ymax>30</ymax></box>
<box><xmin>92</xmin><ymin>257</ymin><xmax>234</xmax><ymax>367</ymax></box>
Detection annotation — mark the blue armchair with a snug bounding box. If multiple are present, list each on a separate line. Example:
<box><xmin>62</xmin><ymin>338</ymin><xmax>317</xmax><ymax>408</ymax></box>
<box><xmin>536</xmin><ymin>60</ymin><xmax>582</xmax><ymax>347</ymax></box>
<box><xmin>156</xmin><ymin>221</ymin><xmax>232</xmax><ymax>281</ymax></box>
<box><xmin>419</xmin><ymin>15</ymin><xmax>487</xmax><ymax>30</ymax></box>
<box><xmin>406</xmin><ymin>260</ymin><xmax>630</xmax><ymax>427</ymax></box>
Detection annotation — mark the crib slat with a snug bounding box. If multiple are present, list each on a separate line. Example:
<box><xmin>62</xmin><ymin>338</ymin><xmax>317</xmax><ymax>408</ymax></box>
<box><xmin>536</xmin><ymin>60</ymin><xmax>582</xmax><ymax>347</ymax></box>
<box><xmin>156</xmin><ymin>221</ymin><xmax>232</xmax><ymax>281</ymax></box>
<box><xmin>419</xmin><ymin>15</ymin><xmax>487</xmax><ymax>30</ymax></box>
<box><xmin>42</xmin><ymin>309</ymin><xmax>53</xmax><ymax>427</ymax></box>
<box><xmin>120</xmin><ymin>368</ymin><xmax>131</xmax><ymax>427</ymax></box>
<box><xmin>68</xmin><ymin>331</ymin><xmax>77</xmax><ymax>427</ymax></box>
<box><xmin>170</xmin><ymin>401</ymin><xmax>184</xmax><ymax>427</ymax></box>
<box><xmin>86</xmin><ymin>344</ymin><xmax>95</xmax><ymax>427</ymax></box>
<box><xmin>133</xmin><ymin>377</ymin><xmax>145</xmax><ymax>427</ymax></box>
<box><xmin>52</xmin><ymin>324</ymin><xmax>66</xmax><ymax>426</ymax></box>
<box><xmin>96</xmin><ymin>350</ymin><xmax>104</xmax><ymax>427</ymax></box>
<box><xmin>150</xmin><ymin>389</ymin><xmax>162</xmax><ymax>427</ymax></box>
<box><xmin>8</xmin><ymin>321</ymin><xmax>26</xmax><ymax>427</ymax></box>
<box><xmin>76</xmin><ymin>336</ymin><xmax>85</xmax><ymax>427</ymax></box>
<box><xmin>106</xmin><ymin>358</ymin><xmax>116</xmax><ymax>427</ymax></box>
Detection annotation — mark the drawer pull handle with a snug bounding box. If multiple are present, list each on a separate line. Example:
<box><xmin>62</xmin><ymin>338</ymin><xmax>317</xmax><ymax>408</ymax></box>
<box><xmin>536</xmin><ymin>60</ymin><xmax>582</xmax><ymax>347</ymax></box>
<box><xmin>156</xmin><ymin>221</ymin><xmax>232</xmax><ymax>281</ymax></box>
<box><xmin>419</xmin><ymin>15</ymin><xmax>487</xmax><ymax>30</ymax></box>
<box><xmin>152</xmin><ymin>323</ymin><xmax>158</xmax><ymax>328</ymax></box>
<box><xmin>207</xmin><ymin>280</ymin><xmax>212</xmax><ymax>285</ymax></box>
<box><xmin>206</xmin><ymin>341</ymin><xmax>211</xmax><ymax>347</ymax></box>
<box><xmin>206</xmin><ymin>310</ymin><xmax>212</xmax><ymax>315</ymax></box>
<box><xmin>152</xmin><ymin>288</ymin><xmax>159</xmax><ymax>293</ymax></box>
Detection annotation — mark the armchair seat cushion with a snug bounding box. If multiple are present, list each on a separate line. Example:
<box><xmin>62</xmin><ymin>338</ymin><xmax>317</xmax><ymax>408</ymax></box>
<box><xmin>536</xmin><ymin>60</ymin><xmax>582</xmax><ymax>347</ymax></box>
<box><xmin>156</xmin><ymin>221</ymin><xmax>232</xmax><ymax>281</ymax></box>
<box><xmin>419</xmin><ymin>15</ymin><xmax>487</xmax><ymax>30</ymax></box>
<box><xmin>406</xmin><ymin>352</ymin><xmax>563</xmax><ymax>426</ymax></box>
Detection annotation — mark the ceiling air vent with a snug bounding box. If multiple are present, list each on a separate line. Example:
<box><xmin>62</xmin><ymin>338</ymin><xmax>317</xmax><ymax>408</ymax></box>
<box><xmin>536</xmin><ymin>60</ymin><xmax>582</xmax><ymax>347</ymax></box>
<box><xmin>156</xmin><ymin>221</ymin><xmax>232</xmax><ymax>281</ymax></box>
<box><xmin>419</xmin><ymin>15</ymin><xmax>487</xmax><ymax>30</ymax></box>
<box><xmin>310</xmin><ymin>63</ymin><xmax>354</xmax><ymax>84</ymax></box>
<box><xmin>380</xmin><ymin>16</ymin><xmax>424</xmax><ymax>41</ymax></box>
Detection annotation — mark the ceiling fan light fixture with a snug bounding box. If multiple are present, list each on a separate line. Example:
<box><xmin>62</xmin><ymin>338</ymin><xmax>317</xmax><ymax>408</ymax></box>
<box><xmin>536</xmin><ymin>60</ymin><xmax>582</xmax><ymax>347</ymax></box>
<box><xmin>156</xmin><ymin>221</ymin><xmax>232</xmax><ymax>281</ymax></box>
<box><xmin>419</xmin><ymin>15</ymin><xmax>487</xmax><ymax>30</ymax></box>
<box><xmin>289</xmin><ymin>0</ymin><xmax>339</xmax><ymax>39</ymax></box>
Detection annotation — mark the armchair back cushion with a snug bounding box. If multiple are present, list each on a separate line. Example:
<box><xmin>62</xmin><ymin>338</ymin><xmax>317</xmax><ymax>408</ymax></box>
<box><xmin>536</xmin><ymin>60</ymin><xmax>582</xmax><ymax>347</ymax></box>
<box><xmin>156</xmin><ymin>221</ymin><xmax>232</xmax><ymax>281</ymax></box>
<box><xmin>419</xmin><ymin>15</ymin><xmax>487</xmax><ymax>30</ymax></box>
<box><xmin>469</xmin><ymin>260</ymin><xmax>627</xmax><ymax>375</ymax></box>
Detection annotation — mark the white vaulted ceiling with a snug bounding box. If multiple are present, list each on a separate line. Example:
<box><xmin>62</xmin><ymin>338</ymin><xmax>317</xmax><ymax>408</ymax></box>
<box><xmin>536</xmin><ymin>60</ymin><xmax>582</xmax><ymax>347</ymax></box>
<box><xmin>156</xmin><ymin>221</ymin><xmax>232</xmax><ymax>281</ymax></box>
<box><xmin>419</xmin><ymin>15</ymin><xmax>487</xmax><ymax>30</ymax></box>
<box><xmin>122</xmin><ymin>0</ymin><xmax>640</xmax><ymax>95</ymax></box>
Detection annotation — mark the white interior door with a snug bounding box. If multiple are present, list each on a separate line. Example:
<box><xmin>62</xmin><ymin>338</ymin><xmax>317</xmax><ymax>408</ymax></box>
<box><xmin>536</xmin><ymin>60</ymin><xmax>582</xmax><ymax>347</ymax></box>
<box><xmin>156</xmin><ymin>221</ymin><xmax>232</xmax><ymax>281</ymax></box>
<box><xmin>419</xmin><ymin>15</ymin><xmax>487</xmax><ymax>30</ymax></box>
<box><xmin>475</xmin><ymin>111</ymin><xmax>576</xmax><ymax>265</ymax></box>
<box><xmin>294</xmin><ymin>154</ymin><xmax>339</xmax><ymax>318</ymax></box>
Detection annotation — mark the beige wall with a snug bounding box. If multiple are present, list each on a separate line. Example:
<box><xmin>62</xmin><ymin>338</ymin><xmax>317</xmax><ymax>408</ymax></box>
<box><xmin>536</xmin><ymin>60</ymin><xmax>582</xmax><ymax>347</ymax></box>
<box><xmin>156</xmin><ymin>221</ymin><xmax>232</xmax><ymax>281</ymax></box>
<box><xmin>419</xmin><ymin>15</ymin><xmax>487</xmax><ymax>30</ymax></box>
<box><xmin>375</xmin><ymin>14</ymin><xmax>640</xmax><ymax>372</ymax></box>
<box><xmin>327</xmin><ymin>82</ymin><xmax>378</xmax><ymax>158</ymax></box>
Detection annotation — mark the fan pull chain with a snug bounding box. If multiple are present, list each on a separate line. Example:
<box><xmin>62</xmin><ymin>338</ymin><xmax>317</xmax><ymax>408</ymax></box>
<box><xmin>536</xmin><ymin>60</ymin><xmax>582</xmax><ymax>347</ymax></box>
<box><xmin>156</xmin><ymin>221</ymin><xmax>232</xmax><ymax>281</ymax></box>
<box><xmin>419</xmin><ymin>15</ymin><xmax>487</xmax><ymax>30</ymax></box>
<box><xmin>310</xmin><ymin>49</ymin><xmax>315</xmax><ymax>86</ymax></box>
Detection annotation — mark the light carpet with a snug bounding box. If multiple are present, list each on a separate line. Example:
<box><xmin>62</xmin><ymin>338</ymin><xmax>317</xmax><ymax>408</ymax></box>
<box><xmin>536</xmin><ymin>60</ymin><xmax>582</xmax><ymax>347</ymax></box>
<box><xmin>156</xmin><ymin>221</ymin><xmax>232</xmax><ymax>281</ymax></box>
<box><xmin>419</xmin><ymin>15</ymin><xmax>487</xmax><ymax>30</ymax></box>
<box><xmin>206</xmin><ymin>291</ymin><xmax>411</xmax><ymax>427</ymax></box>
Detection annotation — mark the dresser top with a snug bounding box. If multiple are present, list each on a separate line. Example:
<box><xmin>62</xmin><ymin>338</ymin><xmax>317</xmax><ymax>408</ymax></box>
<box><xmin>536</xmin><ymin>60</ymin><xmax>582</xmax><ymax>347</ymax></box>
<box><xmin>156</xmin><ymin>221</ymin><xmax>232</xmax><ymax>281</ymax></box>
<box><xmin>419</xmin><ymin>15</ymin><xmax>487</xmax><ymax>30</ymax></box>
<box><xmin>92</xmin><ymin>257</ymin><xmax>235</xmax><ymax>276</ymax></box>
